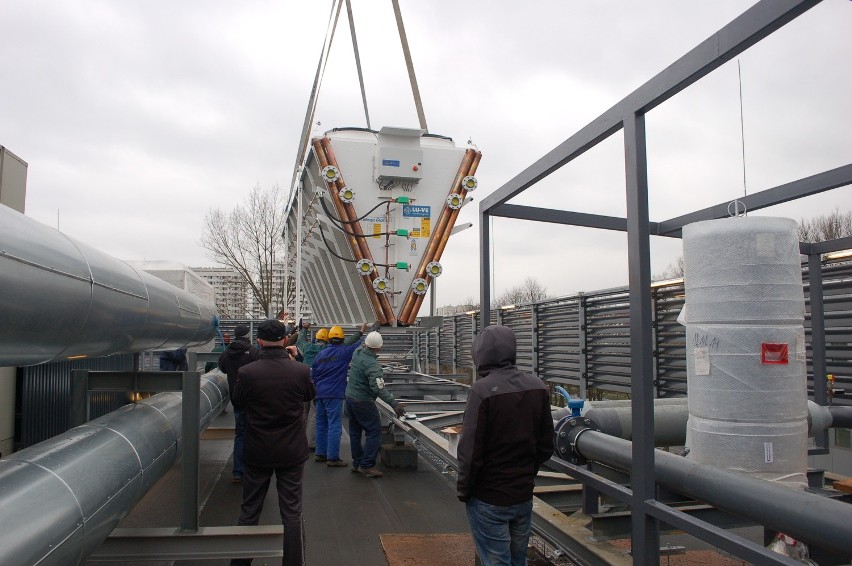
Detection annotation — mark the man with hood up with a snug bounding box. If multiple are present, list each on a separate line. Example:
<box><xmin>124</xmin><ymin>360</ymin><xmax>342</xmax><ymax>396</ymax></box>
<box><xmin>218</xmin><ymin>324</ymin><xmax>257</xmax><ymax>483</ymax></box>
<box><xmin>456</xmin><ymin>325</ymin><xmax>554</xmax><ymax>566</ymax></box>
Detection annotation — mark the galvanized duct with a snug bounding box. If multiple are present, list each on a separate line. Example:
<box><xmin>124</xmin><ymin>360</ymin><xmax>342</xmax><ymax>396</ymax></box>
<box><xmin>0</xmin><ymin>372</ymin><xmax>228</xmax><ymax>566</ymax></box>
<box><xmin>0</xmin><ymin>203</ymin><xmax>217</xmax><ymax>367</ymax></box>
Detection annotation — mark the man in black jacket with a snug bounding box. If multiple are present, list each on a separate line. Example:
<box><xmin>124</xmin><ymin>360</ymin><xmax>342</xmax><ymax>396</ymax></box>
<box><xmin>230</xmin><ymin>319</ymin><xmax>315</xmax><ymax>566</ymax></box>
<box><xmin>456</xmin><ymin>325</ymin><xmax>554</xmax><ymax>566</ymax></box>
<box><xmin>218</xmin><ymin>325</ymin><xmax>256</xmax><ymax>483</ymax></box>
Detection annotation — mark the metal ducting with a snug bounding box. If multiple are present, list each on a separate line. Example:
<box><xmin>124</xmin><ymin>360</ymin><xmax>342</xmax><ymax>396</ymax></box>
<box><xmin>0</xmin><ymin>203</ymin><xmax>217</xmax><ymax>367</ymax></box>
<box><xmin>0</xmin><ymin>372</ymin><xmax>228</xmax><ymax>566</ymax></box>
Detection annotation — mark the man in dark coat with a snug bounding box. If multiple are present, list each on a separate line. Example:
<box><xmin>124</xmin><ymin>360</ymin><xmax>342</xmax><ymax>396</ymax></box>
<box><xmin>230</xmin><ymin>319</ymin><xmax>315</xmax><ymax>566</ymax></box>
<box><xmin>456</xmin><ymin>325</ymin><xmax>554</xmax><ymax>566</ymax></box>
<box><xmin>159</xmin><ymin>348</ymin><xmax>188</xmax><ymax>371</ymax></box>
<box><xmin>218</xmin><ymin>324</ymin><xmax>256</xmax><ymax>483</ymax></box>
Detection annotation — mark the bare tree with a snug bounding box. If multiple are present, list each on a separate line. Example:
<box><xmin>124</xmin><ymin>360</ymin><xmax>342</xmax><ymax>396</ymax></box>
<box><xmin>493</xmin><ymin>276</ymin><xmax>550</xmax><ymax>307</ymax></box>
<box><xmin>798</xmin><ymin>208</ymin><xmax>852</xmax><ymax>243</ymax></box>
<box><xmin>200</xmin><ymin>184</ymin><xmax>289</xmax><ymax>318</ymax></box>
<box><xmin>655</xmin><ymin>256</ymin><xmax>685</xmax><ymax>280</ymax></box>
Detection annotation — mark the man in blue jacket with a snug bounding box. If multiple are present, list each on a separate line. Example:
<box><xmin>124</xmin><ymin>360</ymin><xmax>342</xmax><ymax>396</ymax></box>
<box><xmin>310</xmin><ymin>323</ymin><xmax>367</xmax><ymax>467</ymax></box>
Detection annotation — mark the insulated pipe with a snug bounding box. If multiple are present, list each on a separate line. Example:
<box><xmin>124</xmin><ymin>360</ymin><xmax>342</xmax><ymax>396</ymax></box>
<box><xmin>581</xmin><ymin>403</ymin><xmax>689</xmax><ymax>447</ymax></box>
<box><xmin>311</xmin><ymin>139</ymin><xmax>388</xmax><ymax>325</ymax></box>
<box><xmin>552</xmin><ymin>399</ymin><xmax>848</xmax><ymax>447</ymax></box>
<box><xmin>807</xmin><ymin>401</ymin><xmax>852</xmax><ymax>433</ymax></box>
<box><xmin>320</xmin><ymin>137</ymin><xmax>395</xmax><ymax>324</ymax></box>
<box><xmin>399</xmin><ymin>149</ymin><xmax>480</xmax><ymax>324</ymax></box>
<box><xmin>568</xmin><ymin>429</ymin><xmax>852</xmax><ymax>555</ymax></box>
<box><xmin>0</xmin><ymin>372</ymin><xmax>229</xmax><ymax>566</ymax></box>
<box><xmin>0</xmin><ymin>204</ymin><xmax>217</xmax><ymax>367</ymax></box>
<box><xmin>829</xmin><ymin>406</ymin><xmax>852</xmax><ymax>429</ymax></box>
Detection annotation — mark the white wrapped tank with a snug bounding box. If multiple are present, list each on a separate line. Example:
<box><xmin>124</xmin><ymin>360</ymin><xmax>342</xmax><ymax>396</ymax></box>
<box><xmin>683</xmin><ymin>216</ymin><xmax>808</xmax><ymax>489</ymax></box>
<box><xmin>285</xmin><ymin>127</ymin><xmax>480</xmax><ymax>326</ymax></box>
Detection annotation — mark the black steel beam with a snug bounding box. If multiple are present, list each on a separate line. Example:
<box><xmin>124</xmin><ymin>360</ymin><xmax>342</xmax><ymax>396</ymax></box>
<box><xmin>490</xmin><ymin>204</ymin><xmax>654</xmax><ymax>234</ymax></box>
<box><xmin>480</xmin><ymin>0</ymin><xmax>822</xmax><ymax>212</ymax></box>
<box><xmin>656</xmin><ymin>164</ymin><xmax>852</xmax><ymax>237</ymax></box>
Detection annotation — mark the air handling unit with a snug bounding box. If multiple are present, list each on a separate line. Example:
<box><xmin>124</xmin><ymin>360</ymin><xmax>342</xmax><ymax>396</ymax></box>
<box><xmin>285</xmin><ymin>127</ymin><xmax>481</xmax><ymax>326</ymax></box>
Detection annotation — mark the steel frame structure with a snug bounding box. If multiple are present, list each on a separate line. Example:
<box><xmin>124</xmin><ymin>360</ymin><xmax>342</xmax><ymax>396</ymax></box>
<box><xmin>477</xmin><ymin>1</ymin><xmax>852</xmax><ymax>562</ymax></box>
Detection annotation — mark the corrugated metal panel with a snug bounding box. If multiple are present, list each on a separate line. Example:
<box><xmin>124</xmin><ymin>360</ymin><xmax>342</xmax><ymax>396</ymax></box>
<box><xmin>536</xmin><ymin>297</ymin><xmax>582</xmax><ymax>389</ymax></box>
<box><xmin>432</xmin><ymin>258</ymin><xmax>850</xmax><ymax>406</ymax></box>
<box><xmin>20</xmin><ymin>354</ymin><xmax>134</xmax><ymax>447</ymax></box>
<box><xmin>805</xmin><ymin>260</ymin><xmax>852</xmax><ymax>407</ymax></box>
<box><xmin>654</xmin><ymin>282</ymin><xmax>687</xmax><ymax>398</ymax></box>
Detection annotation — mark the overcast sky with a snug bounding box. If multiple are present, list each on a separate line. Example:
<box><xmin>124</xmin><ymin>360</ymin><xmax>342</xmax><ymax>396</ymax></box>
<box><xmin>2</xmin><ymin>1</ymin><xmax>850</xmax><ymax>313</ymax></box>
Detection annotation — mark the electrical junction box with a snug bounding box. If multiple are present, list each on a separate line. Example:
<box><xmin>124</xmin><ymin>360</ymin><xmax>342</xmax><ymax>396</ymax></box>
<box><xmin>376</xmin><ymin>126</ymin><xmax>424</xmax><ymax>182</ymax></box>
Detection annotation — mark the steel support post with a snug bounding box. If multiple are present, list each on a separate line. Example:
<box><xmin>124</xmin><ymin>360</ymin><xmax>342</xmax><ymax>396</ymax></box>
<box><xmin>808</xmin><ymin>252</ymin><xmax>829</xmax><ymax>454</ymax></box>
<box><xmin>452</xmin><ymin>315</ymin><xmax>457</xmax><ymax>373</ymax></box>
<box><xmin>70</xmin><ymin>369</ymin><xmax>89</xmax><ymax>428</ymax></box>
<box><xmin>531</xmin><ymin>304</ymin><xmax>540</xmax><ymax>375</ymax></box>
<box><xmin>578</xmin><ymin>293</ymin><xmax>588</xmax><ymax>399</ymax></box>
<box><xmin>624</xmin><ymin>111</ymin><xmax>658</xmax><ymax>564</ymax></box>
<box><xmin>479</xmin><ymin>210</ymin><xmax>491</xmax><ymax>331</ymax></box>
<box><xmin>650</xmin><ymin>289</ymin><xmax>660</xmax><ymax>398</ymax></box>
<box><xmin>181</xmin><ymin>363</ymin><xmax>201</xmax><ymax>533</ymax></box>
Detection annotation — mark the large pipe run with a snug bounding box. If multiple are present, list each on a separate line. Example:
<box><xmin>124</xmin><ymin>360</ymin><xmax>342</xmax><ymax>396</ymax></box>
<box><xmin>561</xmin><ymin>428</ymin><xmax>852</xmax><ymax>555</ymax></box>
<box><xmin>0</xmin><ymin>372</ymin><xmax>228</xmax><ymax>566</ymax></box>
<box><xmin>0</xmin><ymin>204</ymin><xmax>217</xmax><ymax>367</ymax></box>
<box><xmin>552</xmin><ymin>399</ymin><xmax>851</xmax><ymax>447</ymax></box>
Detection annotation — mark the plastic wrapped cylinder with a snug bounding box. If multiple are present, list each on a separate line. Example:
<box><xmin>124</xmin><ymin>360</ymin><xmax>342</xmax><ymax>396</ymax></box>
<box><xmin>683</xmin><ymin>217</ymin><xmax>804</xmax><ymax>325</ymax></box>
<box><xmin>686</xmin><ymin>325</ymin><xmax>807</xmax><ymax>423</ymax></box>
<box><xmin>682</xmin><ymin>217</ymin><xmax>807</xmax><ymax>489</ymax></box>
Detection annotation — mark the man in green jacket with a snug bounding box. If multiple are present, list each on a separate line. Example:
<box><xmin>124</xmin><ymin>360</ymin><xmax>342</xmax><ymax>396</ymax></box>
<box><xmin>344</xmin><ymin>331</ymin><xmax>405</xmax><ymax>478</ymax></box>
<box><xmin>295</xmin><ymin>322</ymin><xmax>329</xmax><ymax>367</ymax></box>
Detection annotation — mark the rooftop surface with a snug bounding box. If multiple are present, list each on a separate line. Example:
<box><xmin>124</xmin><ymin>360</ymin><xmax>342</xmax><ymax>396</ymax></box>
<box><xmin>86</xmin><ymin>409</ymin><xmax>473</xmax><ymax>566</ymax></box>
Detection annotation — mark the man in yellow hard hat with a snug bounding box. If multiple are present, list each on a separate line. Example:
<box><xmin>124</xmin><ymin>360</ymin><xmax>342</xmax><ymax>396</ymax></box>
<box><xmin>295</xmin><ymin>321</ymin><xmax>337</xmax><ymax>452</ymax></box>
<box><xmin>310</xmin><ymin>323</ymin><xmax>369</xmax><ymax>467</ymax></box>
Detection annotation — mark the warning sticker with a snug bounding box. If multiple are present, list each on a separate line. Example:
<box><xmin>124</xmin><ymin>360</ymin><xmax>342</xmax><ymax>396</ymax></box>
<box><xmin>372</xmin><ymin>224</ymin><xmax>382</xmax><ymax>239</ymax></box>
<box><xmin>761</xmin><ymin>343</ymin><xmax>788</xmax><ymax>365</ymax></box>
<box><xmin>796</xmin><ymin>334</ymin><xmax>806</xmax><ymax>363</ymax></box>
<box><xmin>421</xmin><ymin>218</ymin><xmax>431</xmax><ymax>238</ymax></box>
<box><xmin>411</xmin><ymin>228</ymin><xmax>421</xmax><ymax>238</ymax></box>
<box><xmin>694</xmin><ymin>347</ymin><xmax>710</xmax><ymax>375</ymax></box>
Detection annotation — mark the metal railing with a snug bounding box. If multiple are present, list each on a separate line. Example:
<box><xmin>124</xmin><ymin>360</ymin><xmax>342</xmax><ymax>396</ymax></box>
<box><xmin>428</xmin><ymin>256</ymin><xmax>852</xmax><ymax>407</ymax></box>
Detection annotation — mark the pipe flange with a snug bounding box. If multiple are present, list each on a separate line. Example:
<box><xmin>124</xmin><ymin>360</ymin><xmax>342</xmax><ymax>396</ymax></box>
<box><xmin>553</xmin><ymin>416</ymin><xmax>599</xmax><ymax>466</ymax></box>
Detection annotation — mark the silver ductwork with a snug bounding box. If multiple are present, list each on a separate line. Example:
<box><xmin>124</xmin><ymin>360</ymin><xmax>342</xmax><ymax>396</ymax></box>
<box><xmin>0</xmin><ymin>203</ymin><xmax>217</xmax><ymax>367</ymax></box>
<box><xmin>0</xmin><ymin>372</ymin><xmax>228</xmax><ymax>566</ymax></box>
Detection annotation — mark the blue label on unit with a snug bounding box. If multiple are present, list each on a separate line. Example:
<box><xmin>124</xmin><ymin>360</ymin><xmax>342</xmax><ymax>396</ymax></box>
<box><xmin>382</xmin><ymin>159</ymin><xmax>400</xmax><ymax>167</ymax></box>
<box><xmin>403</xmin><ymin>205</ymin><xmax>431</xmax><ymax>217</ymax></box>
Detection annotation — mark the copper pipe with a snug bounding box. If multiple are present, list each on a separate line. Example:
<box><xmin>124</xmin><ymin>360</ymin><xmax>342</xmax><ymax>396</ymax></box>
<box><xmin>398</xmin><ymin>148</ymin><xmax>476</xmax><ymax>323</ymax></box>
<box><xmin>399</xmin><ymin>149</ymin><xmax>481</xmax><ymax>324</ymax></box>
<box><xmin>311</xmin><ymin>138</ymin><xmax>387</xmax><ymax>325</ymax></box>
<box><xmin>320</xmin><ymin>138</ymin><xmax>396</xmax><ymax>325</ymax></box>
<box><xmin>402</xmin><ymin>151</ymin><xmax>481</xmax><ymax>323</ymax></box>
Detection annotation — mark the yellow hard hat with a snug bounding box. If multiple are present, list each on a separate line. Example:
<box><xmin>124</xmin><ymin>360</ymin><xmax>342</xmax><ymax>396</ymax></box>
<box><xmin>329</xmin><ymin>326</ymin><xmax>345</xmax><ymax>340</ymax></box>
<box><xmin>315</xmin><ymin>328</ymin><xmax>329</xmax><ymax>342</ymax></box>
